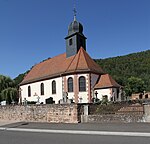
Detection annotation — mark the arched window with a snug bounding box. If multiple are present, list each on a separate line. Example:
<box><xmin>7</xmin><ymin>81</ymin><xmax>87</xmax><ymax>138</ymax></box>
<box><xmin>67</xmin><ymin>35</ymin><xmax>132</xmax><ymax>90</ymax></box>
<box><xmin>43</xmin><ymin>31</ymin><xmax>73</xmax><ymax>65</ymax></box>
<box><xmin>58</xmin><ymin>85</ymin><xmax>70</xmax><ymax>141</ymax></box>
<box><xmin>79</xmin><ymin>76</ymin><xmax>86</xmax><ymax>92</ymax></box>
<box><xmin>40</xmin><ymin>83</ymin><xmax>44</xmax><ymax>95</ymax></box>
<box><xmin>28</xmin><ymin>86</ymin><xmax>31</xmax><ymax>97</ymax></box>
<box><xmin>68</xmin><ymin>77</ymin><xmax>73</xmax><ymax>92</ymax></box>
<box><xmin>52</xmin><ymin>80</ymin><xmax>56</xmax><ymax>94</ymax></box>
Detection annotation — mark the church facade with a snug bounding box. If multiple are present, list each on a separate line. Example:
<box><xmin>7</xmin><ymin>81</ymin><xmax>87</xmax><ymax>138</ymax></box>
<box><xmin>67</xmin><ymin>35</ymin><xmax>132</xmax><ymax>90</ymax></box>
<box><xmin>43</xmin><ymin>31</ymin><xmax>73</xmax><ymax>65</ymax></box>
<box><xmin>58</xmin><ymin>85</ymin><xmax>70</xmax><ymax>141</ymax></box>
<box><xmin>20</xmin><ymin>16</ymin><xmax>121</xmax><ymax>104</ymax></box>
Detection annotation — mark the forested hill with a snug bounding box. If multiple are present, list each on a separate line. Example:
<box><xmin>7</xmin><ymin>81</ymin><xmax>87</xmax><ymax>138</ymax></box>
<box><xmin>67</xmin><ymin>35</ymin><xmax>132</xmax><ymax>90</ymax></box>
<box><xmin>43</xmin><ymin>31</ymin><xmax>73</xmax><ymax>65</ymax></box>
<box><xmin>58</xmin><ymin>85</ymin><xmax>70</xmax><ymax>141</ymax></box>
<box><xmin>95</xmin><ymin>50</ymin><xmax>150</xmax><ymax>91</ymax></box>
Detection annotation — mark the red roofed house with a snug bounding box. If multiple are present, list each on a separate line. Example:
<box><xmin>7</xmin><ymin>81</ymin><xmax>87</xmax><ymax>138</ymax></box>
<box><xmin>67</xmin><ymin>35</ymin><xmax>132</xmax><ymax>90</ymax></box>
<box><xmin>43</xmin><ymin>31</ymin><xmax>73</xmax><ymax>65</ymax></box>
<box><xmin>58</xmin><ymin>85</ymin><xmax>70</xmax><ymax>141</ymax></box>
<box><xmin>20</xmin><ymin>15</ymin><xmax>121</xmax><ymax>104</ymax></box>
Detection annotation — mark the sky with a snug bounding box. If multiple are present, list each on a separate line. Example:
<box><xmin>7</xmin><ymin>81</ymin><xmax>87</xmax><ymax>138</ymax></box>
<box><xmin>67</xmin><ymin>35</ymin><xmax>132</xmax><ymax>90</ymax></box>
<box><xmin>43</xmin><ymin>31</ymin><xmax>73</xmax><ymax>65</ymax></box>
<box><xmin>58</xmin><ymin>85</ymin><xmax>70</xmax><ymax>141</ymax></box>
<box><xmin>0</xmin><ymin>0</ymin><xmax>150</xmax><ymax>79</ymax></box>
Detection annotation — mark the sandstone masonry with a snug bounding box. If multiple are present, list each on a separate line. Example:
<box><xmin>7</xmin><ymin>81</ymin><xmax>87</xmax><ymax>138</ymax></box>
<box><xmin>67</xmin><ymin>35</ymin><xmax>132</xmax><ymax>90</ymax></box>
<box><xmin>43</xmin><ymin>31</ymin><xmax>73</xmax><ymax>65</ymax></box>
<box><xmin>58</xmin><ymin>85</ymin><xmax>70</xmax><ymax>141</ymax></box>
<box><xmin>0</xmin><ymin>104</ymin><xmax>150</xmax><ymax>123</ymax></box>
<box><xmin>0</xmin><ymin>104</ymin><xmax>80</xmax><ymax>123</ymax></box>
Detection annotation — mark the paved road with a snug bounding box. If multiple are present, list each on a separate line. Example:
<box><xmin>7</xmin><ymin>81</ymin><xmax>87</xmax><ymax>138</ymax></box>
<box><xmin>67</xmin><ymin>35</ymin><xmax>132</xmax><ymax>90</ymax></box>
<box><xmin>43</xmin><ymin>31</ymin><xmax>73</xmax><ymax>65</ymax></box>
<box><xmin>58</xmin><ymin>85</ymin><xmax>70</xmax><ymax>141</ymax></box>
<box><xmin>0</xmin><ymin>122</ymin><xmax>150</xmax><ymax>144</ymax></box>
<box><xmin>0</xmin><ymin>130</ymin><xmax>150</xmax><ymax>144</ymax></box>
<box><xmin>2</xmin><ymin>122</ymin><xmax>150</xmax><ymax>132</ymax></box>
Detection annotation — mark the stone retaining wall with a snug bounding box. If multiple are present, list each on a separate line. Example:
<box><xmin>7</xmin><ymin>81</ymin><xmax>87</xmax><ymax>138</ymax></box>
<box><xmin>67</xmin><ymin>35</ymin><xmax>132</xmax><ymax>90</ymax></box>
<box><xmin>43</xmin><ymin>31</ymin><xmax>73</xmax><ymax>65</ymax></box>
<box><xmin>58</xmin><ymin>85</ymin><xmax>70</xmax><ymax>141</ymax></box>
<box><xmin>81</xmin><ymin>113</ymin><xmax>144</xmax><ymax>123</ymax></box>
<box><xmin>0</xmin><ymin>104</ymin><xmax>80</xmax><ymax>123</ymax></box>
<box><xmin>143</xmin><ymin>104</ymin><xmax>150</xmax><ymax>122</ymax></box>
<box><xmin>81</xmin><ymin>104</ymin><xmax>145</xmax><ymax>123</ymax></box>
<box><xmin>0</xmin><ymin>104</ymin><xmax>149</xmax><ymax>123</ymax></box>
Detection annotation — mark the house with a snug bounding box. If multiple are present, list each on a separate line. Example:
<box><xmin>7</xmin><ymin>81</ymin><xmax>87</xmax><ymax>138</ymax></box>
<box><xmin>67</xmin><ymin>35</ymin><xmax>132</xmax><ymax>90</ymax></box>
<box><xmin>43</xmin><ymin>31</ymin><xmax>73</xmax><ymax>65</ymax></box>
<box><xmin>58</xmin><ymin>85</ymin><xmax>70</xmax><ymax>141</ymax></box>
<box><xmin>19</xmin><ymin>14</ymin><xmax>121</xmax><ymax>104</ymax></box>
<box><xmin>132</xmin><ymin>92</ymin><xmax>150</xmax><ymax>100</ymax></box>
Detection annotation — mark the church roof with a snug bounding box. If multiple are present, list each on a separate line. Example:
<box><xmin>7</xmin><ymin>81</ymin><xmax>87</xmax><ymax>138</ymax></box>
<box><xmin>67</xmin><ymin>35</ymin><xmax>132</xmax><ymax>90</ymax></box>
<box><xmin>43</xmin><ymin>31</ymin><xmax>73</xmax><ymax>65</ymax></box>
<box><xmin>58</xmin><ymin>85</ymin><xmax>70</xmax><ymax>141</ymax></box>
<box><xmin>20</xmin><ymin>47</ymin><xmax>104</xmax><ymax>85</ymax></box>
<box><xmin>94</xmin><ymin>74</ymin><xmax>121</xmax><ymax>89</ymax></box>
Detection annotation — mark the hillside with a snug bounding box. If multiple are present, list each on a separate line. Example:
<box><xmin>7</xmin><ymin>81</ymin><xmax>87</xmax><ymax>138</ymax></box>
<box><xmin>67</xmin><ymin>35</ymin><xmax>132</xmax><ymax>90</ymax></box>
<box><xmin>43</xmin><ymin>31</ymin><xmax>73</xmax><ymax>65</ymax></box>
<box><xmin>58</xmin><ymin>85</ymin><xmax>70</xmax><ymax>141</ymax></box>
<box><xmin>95</xmin><ymin>50</ymin><xmax>150</xmax><ymax>91</ymax></box>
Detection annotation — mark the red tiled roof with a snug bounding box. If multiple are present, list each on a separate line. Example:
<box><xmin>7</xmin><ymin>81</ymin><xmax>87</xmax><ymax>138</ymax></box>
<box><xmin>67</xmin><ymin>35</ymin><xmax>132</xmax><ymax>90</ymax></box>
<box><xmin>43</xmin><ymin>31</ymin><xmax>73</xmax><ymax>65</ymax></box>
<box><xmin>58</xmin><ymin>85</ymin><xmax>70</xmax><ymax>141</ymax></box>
<box><xmin>20</xmin><ymin>47</ymin><xmax>104</xmax><ymax>85</ymax></box>
<box><xmin>94</xmin><ymin>74</ymin><xmax>121</xmax><ymax>89</ymax></box>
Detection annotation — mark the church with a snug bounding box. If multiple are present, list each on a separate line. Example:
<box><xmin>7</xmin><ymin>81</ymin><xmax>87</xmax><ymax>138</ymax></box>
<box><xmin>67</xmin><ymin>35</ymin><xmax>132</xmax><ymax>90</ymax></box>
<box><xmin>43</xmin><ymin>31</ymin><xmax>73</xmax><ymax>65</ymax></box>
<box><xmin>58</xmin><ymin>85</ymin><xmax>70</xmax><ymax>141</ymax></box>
<box><xmin>20</xmin><ymin>14</ymin><xmax>121</xmax><ymax>104</ymax></box>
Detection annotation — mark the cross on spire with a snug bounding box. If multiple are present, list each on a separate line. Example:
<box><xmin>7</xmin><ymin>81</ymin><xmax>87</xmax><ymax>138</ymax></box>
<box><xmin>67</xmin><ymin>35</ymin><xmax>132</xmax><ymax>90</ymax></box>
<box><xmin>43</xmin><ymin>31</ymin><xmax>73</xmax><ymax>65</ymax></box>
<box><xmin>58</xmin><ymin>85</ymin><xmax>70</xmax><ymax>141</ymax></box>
<box><xmin>73</xmin><ymin>0</ymin><xmax>77</xmax><ymax>21</ymax></box>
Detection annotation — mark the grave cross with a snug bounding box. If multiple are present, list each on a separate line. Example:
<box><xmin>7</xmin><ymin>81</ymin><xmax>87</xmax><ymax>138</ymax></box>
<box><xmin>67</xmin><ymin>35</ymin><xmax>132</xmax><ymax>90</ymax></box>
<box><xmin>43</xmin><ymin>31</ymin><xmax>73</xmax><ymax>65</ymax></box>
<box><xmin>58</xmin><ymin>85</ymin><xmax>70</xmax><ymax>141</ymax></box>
<box><xmin>95</xmin><ymin>91</ymin><xmax>98</xmax><ymax>102</ymax></box>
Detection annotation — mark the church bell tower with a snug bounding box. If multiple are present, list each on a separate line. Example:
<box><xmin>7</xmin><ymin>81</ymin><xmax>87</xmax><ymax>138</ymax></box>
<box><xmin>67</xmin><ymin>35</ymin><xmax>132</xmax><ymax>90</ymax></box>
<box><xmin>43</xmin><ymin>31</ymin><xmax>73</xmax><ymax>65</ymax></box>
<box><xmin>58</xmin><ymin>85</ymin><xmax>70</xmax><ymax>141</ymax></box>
<box><xmin>65</xmin><ymin>9</ymin><xmax>86</xmax><ymax>58</ymax></box>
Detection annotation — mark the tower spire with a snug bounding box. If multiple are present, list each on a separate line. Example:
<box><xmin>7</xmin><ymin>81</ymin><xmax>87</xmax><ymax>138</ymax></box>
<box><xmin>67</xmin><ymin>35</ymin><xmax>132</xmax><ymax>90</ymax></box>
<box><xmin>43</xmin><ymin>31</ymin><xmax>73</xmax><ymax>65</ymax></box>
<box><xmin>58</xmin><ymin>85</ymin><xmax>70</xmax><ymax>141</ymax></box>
<box><xmin>73</xmin><ymin>0</ymin><xmax>77</xmax><ymax>21</ymax></box>
<box><xmin>65</xmin><ymin>0</ymin><xmax>86</xmax><ymax>58</ymax></box>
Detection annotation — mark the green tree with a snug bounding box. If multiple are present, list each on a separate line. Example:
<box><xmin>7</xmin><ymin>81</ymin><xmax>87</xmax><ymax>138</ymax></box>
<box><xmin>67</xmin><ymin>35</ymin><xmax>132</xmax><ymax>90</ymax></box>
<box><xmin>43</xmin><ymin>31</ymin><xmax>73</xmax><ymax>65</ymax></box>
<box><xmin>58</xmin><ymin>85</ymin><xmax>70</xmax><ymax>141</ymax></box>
<box><xmin>1</xmin><ymin>87</ymin><xmax>18</xmax><ymax>104</ymax></box>
<box><xmin>124</xmin><ymin>76</ymin><xmax>145</xmax><ymax>96</ymax></box>
<box><xmin>14</xmin><ymin>72</ymin><xmax>28</xmax><ymax>87</ymax></box>
<box><xmin>0</xmin><ymin>75</ymin><xmax>17</xmax><ymax>104</ymax></box>
<box><xmin>0</xmin><ymin>75</ymin><xmax>15</xmax><ymax>92</ymax></box>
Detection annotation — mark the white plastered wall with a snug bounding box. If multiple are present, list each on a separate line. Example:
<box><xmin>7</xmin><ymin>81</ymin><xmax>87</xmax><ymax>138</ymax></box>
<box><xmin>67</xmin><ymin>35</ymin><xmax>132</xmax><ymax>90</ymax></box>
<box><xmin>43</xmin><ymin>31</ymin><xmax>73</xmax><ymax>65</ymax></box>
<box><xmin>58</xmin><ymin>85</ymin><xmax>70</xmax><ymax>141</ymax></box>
<box><xmin>66</xmin><ymin>73</ymin><xmax>90</xmax><ymax>103</ymax></box>
<box><xmin>77</xmin><ymin>73</ymin><xmax>89</xmax><ymax>103</ymax></box>
<box><xmin>94</xmin><ymin>88</ymin><xmax>112</xmax><ymax>101</ymax></box>
<box><xmin>20</xmin><ymin>77</ymin><xmax>63</xmax><ymax>104</ymax></box>
<box><xmin>20</xmin><ymin>73</ymin><xmax>101</xmax><ymax>104</ymax></box>
<box><xmin>94</xmin><ymin>88</ymin><xmax>118</xmax><ymax>101</ymax></box>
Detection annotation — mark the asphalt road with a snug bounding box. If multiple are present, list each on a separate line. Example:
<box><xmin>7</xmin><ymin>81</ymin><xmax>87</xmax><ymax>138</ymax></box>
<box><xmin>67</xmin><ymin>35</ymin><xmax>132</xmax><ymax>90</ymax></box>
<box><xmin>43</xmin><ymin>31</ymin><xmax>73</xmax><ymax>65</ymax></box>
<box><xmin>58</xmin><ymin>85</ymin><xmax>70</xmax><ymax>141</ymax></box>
<box><xmin>0</xmin><ymin>122</ymin><xmax>150</xmax><ymax>144</ymax></box>
<box><xmin>0</xmin><ymin>130</ymin><xmax>150</xmax><ymax>144</ymax></box>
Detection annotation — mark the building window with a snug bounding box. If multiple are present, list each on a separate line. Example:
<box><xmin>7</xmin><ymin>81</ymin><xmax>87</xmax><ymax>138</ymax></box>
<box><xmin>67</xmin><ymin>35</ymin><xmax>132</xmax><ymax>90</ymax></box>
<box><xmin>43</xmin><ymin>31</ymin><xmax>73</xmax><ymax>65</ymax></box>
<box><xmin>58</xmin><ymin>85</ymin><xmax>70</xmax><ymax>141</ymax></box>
<box><xmin>52</xmin><ymin>80</ymin><xmax>56</xmax><ymax>94</ymax></box>
<box><xmin>79</xmin><ymin>76</ymin><xmax>86</xmax><ymax>92</ymax></box>
<box><xmin>69</xmin><ymin>38</ymin><xmax>73</xmax><ymax>46</ymax></box>
<box><xmin>28</xmin><ymin>86</ymin><xmax>31</xmax><ymax>97</ymax></box>
<box><xmin>40</xmin><ymin>83</ymin><xmax>44</xmax><ymax>95</ymax></box>
<box><xmin>68</xmin><ymin>77</ymin><xmax>73</xmax><ymax>92</ymax></box>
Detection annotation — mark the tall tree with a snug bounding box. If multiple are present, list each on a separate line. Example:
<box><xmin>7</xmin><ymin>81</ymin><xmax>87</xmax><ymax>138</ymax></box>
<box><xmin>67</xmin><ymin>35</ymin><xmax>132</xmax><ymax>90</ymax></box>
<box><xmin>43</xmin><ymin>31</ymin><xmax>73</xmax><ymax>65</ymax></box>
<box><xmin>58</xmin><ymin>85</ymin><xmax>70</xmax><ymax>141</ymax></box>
<box><xmin>0</xmin><ymin>75</ymin><xmax>15</xmax><ymax>91</ymax></box>
<box><xmin>1</xmin><ymin>88</ymin><xmax>18</xmax><ymax>104</ymax></box>
<box><xmin>0</xmin><ymin>75</ymin><xmax>17</xmax><ymax>104</ymax></box>
<box><xmin>124</xmin><ymin>76</ymin><xmax>145</xmax><ymax>96</ymax></box>
<box><xmin>14</xmin><ymin>71</ymin><xmax>29</xmax><ymax>87</ymax></box>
